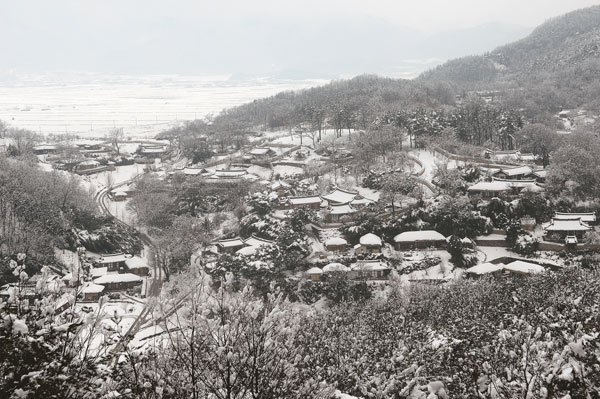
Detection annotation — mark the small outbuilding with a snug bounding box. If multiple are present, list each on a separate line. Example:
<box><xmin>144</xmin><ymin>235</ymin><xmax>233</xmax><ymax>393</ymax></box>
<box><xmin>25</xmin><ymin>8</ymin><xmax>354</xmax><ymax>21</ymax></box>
<box><xmin>325</xmin><ymin>237</ymin><xmax>348</xmax><ymax>252</ymax></box>
<box><xmin>355</xmin><ymin>233</ymin><xmax>382</xmax><ymax>254</ymax></box>
<box><xmin>81</xmin><ymin>283</ymin><xmax>105</xmax><ymax>301</ymax></box>
<box><xmin>305</xmin><ymin>267</ymin><xmax>323</xmax><ymax>281</ymax></box>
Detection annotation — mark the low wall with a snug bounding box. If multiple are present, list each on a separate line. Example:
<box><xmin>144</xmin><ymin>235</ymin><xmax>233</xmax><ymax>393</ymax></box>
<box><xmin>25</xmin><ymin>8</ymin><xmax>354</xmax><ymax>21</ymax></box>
<box><xmin>432</xmin><ymin>146</ymin><xmax>518</xmax><ymax>168</ymax></box>
<box><xmin>475</xmin><ymin>239</ymin><xmax>507</xmax><ymax>247</ymax></box>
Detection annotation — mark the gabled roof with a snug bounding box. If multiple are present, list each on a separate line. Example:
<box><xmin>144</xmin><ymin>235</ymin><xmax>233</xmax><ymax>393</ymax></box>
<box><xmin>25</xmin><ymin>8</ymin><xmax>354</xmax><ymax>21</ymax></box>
<box><xmin>249</xmin><ymin>147</ymin><xmax>273</xmax><ymax>155</ymax></box>
<box><xmin>465</xmin><ymin>262</ymin><xmax>505</xmax><ymax>275</ymax></box>
<box><xmin>91</xmin><ymin>267</ymin><xmax>108</xmax><ymax>278</ymax></box>
<box><xmin>533</xmin><ymin>170</ymin><xmax>547</xmax><ymax>178</ymax></box>
<box><xmin>243</xmin><ymin>236</ymin><xmax>274</xmax><ymax>248</ymax></box>
<box><xmin>321</xmin><ymin>188</ymin><xmax>359</xmax><ymax>204</ymax></box>
<box><xmin>125</xmin><ymin>257</ymin><xmax>148</xmax><ymax>269</ymax></box>
<box><xmin>543</xmin><ymin>218</ymin><xmax>591</xmax><ymax>232</ymax></box>
<box><xmin>394</xmin><ymin>230</ymin><xmax>445</xmax><ymax>243</ymax></box>
<box><xmin>271</xmin><ymin>180</ymin><xmax>290</xmax><ymax>190</ymax></box>
<box><xmin>351</xmin><ymin>261</ymin><xmax>390</xmax><ymax>271</ymax></box>
<box><xmin>213</xmin><ymin>169</ymin><xmax>247</xmax><ymax>178</ymax></box>
<box><xmin>81</xmin><ymin>283</ymin><xmax>105</xmax><ymax>294</ymax></box>
<box><xmin>94</xmin><ymin>273</ymin><xmax>143</xmax><ymax>284</ymax></box>
<box><xmin>329</xmin><ymin>204</ymin><xmax>356</xmax><ymax>215</ymax></box>
<box><xmin>467</xmin><ymin>181</ymin><xmax>511</xmax><ymax>192</ymax></box>
<box><xmin>350</xmin><ymin>198</ymin><xmax>374</xmax><ymax>206</ymax></box>
<box><xmin>499</xmin><ymin>166</ymin><xmax>532</xmax><ymax>177</ymax></box>
<box><xmin>97</xmin><ymin>254</ymin><xmax>127</xmax><ymax>264</ymax></box>
<box><xmin>554</xmin><ymin>212</ymin><xmax>596</xmax><ymax>223</ymax></box>
<box><xmin>504</xmin><ymin>260</ymin><xmax>545</xmax><ymax>274</ymax></box>
<box><xmin>287</xmin><ymin>196</ymin><xmax>321</xmax><ymax>205</ymax></box>
<box><xmin>216</xmin><ymin>238</ymin><xmax>246</xmax><ymax>248</ymax></box>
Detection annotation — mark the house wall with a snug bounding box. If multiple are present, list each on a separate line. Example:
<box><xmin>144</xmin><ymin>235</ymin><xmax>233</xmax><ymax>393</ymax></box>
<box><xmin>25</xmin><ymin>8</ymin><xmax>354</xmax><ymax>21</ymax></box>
<box><xmin>395</xmin><ymin>240</ymin><xmax>446</xmax><ymax>251</ymax></box>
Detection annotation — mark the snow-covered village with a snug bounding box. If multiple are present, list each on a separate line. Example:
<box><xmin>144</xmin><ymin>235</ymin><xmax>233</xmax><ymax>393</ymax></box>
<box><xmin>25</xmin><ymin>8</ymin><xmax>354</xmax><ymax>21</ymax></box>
<box><xmin>2</xmin><ymin>2</ymin><xmax>600</xmax><ymax>398</ymax></box>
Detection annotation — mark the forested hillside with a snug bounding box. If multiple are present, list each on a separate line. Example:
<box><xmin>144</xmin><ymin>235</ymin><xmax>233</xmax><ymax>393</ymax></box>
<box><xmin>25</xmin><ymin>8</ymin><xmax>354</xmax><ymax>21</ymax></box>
<box><xmin>209</xmin><ymin>5</ymin><xmax>600</xmax><ymax>130</ymax></box>
<box><xmin>420</xmin><ymin>5</ymin><xmax>600</xmax><ymax>110</ymax></box>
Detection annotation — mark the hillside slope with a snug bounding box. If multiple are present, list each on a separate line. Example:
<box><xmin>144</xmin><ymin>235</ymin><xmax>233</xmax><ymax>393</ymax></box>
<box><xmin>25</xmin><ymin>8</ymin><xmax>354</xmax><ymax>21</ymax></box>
<box><xmin>420</xmin><ymin>5</ymin><xmax>600</xmax><ymax>86</ymax></box>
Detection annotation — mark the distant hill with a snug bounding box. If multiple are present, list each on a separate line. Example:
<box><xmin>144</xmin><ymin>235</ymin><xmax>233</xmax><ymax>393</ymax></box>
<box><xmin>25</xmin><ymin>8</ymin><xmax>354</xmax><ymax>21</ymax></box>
<box><xmin>420</xmin><ymin>5</ymin><xmax>600</xmax><ymax>89</ymax></box>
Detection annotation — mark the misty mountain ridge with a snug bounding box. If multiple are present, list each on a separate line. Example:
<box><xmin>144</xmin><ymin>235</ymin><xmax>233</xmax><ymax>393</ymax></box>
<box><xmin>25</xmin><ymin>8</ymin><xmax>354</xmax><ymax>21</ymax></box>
<box><xmin>0</xmin><ymin>12</ymin><xmax>530</xmax><ymax>79</ymax></box>
<box><xmin>420</xmin><ymin>5</ymin><xmax>600</xmax><ymax>86</ymax></box>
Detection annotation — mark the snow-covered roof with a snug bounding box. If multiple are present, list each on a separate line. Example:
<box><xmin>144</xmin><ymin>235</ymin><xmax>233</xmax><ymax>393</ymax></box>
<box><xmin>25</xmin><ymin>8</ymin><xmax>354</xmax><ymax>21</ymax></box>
<box><xmin>467</xmin><ymin>181</ymin><xmax>511</xmax><ymax>192</ymax></box>
<box><xmin>214</xmin><ymin>169</ymin><xmax>247</xmax><ymax>178</ymax></box>
<box><xmin>140</xmin><ymin>146</ymin><xmax>166</xmax><ymax>154</ymax></box>
<box><xmin>306</xmin><ymin>267</ymin><xmax>323</xmax><ymax>275</ymax></box>
<box><xmin>499</xmin><ymin>166</ymin><xmax>532</xmax><ymax>177</ymax></box>
<box><xmin>465</xmin><ymin>262</ymin><xmax>505</xmax><ymax>275</ymax></box>
<box><xmin>97</xmin><ymin>254</ymin><xmax>127</xmax><ymax>264</ymax></box>
<box><xmin>394</xmin><ymin>230</ymin><xmax>445</xmax><ymax>242</ymax></box>
<box><xmin>350</xmin><ymin>198</ymin><xmax>374</xmax><ymax>206</ymax></box>
<box><xmin>79</xmin><ymin>159</ymin><xmax>100</xmax><ymax>166</ymax></box>
<box><xmin>321</xmin><ymin>188</ymin><xmax>359</xmax><ymax>204</ymax></box>
<box><xmin>243</xmin><ymin>236</ymin><xmax>274</xmax><ymax>248</ymax></box>
<box><xmin>217</xmin><ymin>238</ymin><xmax>246</xmax><ymax>248</ymax></box>
<box><xmin>183</xmin><ymin>167</ymin><xmax>205</xmax><ymax>176</ymax></box>
<box><xmin>271</xmin><ymin>180</ymin><xmax>290</xmax><ymax>190</ymax></box>
<box><xmin>249</xmin><ymin>147</ymin><xmax>273</xmax><ymax>155</ymax></box>
<box><xmin>325</xmin><ymin>237</ymin><xmax>348</xmax><ymax>246</ymax></box>
<box><xmin>554</xmin><ymin>212</ymin><xmax>596</xmax><ymax>223</ymax></box>
<box><xmin>504</xmin><ymin>260</ymin><xmax>545</xmax><ymax>274</ymax></box>
<box><xmin>329</xmin><ymin>204</ymin><xmax>356</xmax><ymax>215</ymax></box>
<box><xmin>81</xmin><ymin>283</ymin><xmax>105</xmax><ymax>294</ymax></box>
<box><xmin>518</xmin><ymin>153</ymin><xmax>537</xmax><ymax>161</ymax></box>
<box><xmin>236</xmin><ymin>246</ymin><xmax>257</xmax><ymax>256</ymax></box>
<box><xmin>533</xmin><ymin>170</ymin><xmax>547</xmax><ymax>178</ymax></box>
<box><xmin>323</xmin><ymin>263</ymin><xmax>349</xmax><ymax>273</ymax></box>
<box><xmin>359</xmin><ymin>233</ymin><xmax>382</xmax><ymax>246</ymax></box>
<box><xmin>351</xmin><ymin>261</ymin><xmax>389</xmax><ymax>271</ymax></box>
<box><xmin>288</xmin><ymin>196</ymin><xmax>321</xmax><ymax>205</ymax></box>
<box><xmin>543</xmin><ymin>218</ymin><xmax>591</xmax><ymax>232</ymax></box>
<box><xmin>125</xmin><ymin>257</ymin><xmax>148</xmax><ymax>270</ymax></box>
<box><xmin>91</xmin><ymin>267</ymin><xmax>108</xmax><ymax>278</ymax></box>
<box><xmin>62</xmin><ymin>272</ymin><xmax>73</xmax><ymax>281</ymax></box>
<box><xmin>94</xmin><ymin>273</ymin><xmax>143</xmax><ymax>284</ymax></box>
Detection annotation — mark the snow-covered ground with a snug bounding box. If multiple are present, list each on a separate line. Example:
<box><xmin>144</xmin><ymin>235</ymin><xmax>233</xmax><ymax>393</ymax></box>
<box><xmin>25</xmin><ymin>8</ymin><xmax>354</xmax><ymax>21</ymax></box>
<box><xmin>0</xmin><ymin>73</ymin><xmax>328</xmax><ymax>138</ymax></box>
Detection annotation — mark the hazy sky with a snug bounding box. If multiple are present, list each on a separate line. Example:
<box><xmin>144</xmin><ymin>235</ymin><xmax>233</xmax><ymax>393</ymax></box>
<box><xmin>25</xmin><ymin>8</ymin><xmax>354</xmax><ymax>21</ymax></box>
<box><xmin>12</xmin><ymin>0</ymin><xmax>595</xmax><ymax>32</ymax></box>
<box><xmin>2</xmin><ymin>0</ymin><xmax>600</xmax><ymax>77</ymax></box>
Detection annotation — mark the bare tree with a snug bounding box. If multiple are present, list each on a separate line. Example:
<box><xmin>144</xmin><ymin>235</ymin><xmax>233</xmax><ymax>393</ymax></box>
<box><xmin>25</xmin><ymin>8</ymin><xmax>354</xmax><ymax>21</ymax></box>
<box><xmin>108</xmin><ymin>127</ymin><xmax>124</xmax><ymax>155</ymax></box>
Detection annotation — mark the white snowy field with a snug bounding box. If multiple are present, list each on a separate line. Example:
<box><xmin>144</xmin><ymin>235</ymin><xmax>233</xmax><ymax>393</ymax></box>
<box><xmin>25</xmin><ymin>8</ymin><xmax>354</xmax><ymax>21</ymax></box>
<box><xmin>0</xmin><ymin>72</ymin><xmax>328</xmax><ymax>139</ymax></box>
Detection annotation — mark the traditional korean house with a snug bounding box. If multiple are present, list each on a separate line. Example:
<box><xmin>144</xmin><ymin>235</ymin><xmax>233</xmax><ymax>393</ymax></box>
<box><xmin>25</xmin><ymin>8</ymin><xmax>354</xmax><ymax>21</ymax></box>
<box><xmin>464</xmin><ymin>262</ymin><xmax>505</xmax><ymax>278</ymax></box>
<box><xmin>81</xmin><ymin>283</ymin><xmax>105</xmax><ymax>301</ymax></box>
<box><xmin>324</xmin><ymin>237</ymin><xmax>348</xmax><ymax>252</ymax></box>
<box><xmin>543</xmin><ymin>217</ymin><xmax>592</xmax><ymax>240</ymax></box>
<box><xmin>125</xmin><ymin>256</ymin><xmax>150</xmax><ymax>276</ymax></box>
<box><xmin>216</xmin><ymin>238</ymin><xmax>247</xmax><ymax>254</ymax></box>
<box><xmin>93</xmin><ymin>273</ymin><xmax>143</xmax><ymax>291</ymax></box>
<box><xmin>393</xmin><ymin>230</ymin><xmax>446</xmax><ymax>250</ymax></box>
<box><xmin>321</xmin><ymin>188</ymin><xmax>360</xmax><ymax>206</ymax></box>
<box><xmin>349</xmin><ymin>261</ymin><xmax>390</xmax><ymax>280</ymax></box>
<box><xmin>326</xmin><ymin>204</ymin><xmax>357</xmax><ymax>223</ymax></box>
<box><xmin>305</xmin><ymin>267</ymin><xmax>323</xmax><ymax>281</ymax></box>
<box><xmin>286</xmin><ymin>196</ymin><xmax>322</xmax><ymax>210</ymax></box>
<box><xmin>249</xmin><ymin>147</ymin><xmax>276</xmax><ymax>159</ymax></box>
<box><xmin>493</xmin><ymin>166</ymin><xmax>533</xmax><ymax>180</ymax></box>
<box><xmin>95</xmin><ymin>254</ymin><xmax>128</xmax><ymax>272</ymax></box>
<box><xmin>503</xmin><ymin>260</ymin><xmax>545</xmax><ymax>276</ymax></box>
<box><xmin>354</xmin><ymin>233</ymin><xmax>382</xmax><ymax>254</ymax></box>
